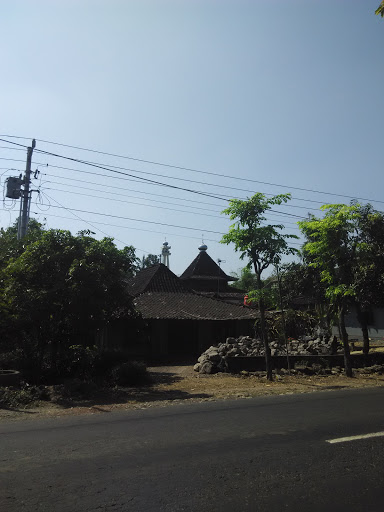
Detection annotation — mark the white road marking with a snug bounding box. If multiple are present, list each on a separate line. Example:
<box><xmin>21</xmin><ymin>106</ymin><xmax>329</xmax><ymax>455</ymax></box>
<box><xmin>326</xmin><ymin>431</ymin><xmax>384</xmax><ymax>444</ymax></box>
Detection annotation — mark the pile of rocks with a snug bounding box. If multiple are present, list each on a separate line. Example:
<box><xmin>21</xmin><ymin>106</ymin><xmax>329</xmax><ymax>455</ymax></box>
<box><xmin>194</xmin><ymin>335</ymin><xmax>336</xmax><ymax>374</ymax></box>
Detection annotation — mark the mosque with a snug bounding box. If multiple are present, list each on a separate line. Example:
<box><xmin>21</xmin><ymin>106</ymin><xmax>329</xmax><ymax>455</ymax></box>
<box><xmin>109</xmin><ymin>241</ymin><xmax>258</xmax><ymax>358</ymax></box>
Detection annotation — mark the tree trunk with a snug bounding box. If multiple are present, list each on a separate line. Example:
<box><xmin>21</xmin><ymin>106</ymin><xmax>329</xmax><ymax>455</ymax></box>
<box><xmin>355</xmin><ymin>302</ymin><xmax>370</xmax><ymax>355</ymax></box>
<box><xmin>339</xmin><ymin>304</ymin><xmax>353</xmax><ymax>377</ymax></box>
<box><xmin>256</xmin><ymin>272</ymin><xmax>273</xmax><ymax>381</ymax></box>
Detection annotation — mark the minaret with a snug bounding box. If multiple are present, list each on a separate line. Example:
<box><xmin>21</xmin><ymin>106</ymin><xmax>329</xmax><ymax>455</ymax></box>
<box><xmin>161</xmin><ymin>241</ymin><xmax>171</xmax><ymax>268</ymax></box>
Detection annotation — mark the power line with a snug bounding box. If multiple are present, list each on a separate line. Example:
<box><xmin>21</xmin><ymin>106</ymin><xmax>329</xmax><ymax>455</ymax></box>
<box><xmin>25</xmin><ymin>211</ymin><xmax>225</xmax><ymax>244</ymax></box>
<box><xmin>0</xmin><ymin>144</ymin><xmax>334</xmax><ymax>205</ymax></box>
<box><xmin>40</xmin><ymin>177</ymin><xmax>225</xmax><ymax>213</ymax></box>
<box><xmin>41</xmin><ymin>183</ymin><xmax>303</xmax><ymax>228</ymax></box>
<box><xmin>2</xmin><ymin>201</ymin><xmax>305</xmax><ymax>238</ymax></box>
<box><xmin>0</xmin><ymin>150</ymin><xmax>347</xmax><ymax>209</ymax></box>
<box><xmin>0</xmin><ymin>139</ymin><xmax>229</xmax><ymax>202</ymax></box>
<box><xmin>41</xmin><ymin>178</ymin><xmax>303</xmax><ymax>226</ymax></box>
<box><xmin>0</xmin><ymin>206</ymin><xmax>304</xmax><ymax>247</ymax></box>
<box><xmin>1</xmin><ymin>149</ymin><xmax>375</xmax><ymax>218</ymax></box>
<box><xmin>29</xmin><ymin>203</ymin><xmax>228</xmax><ymax>234</ymax></box>
<box><xmin>42</xmin><ymin>192</ymin><xmax>151</xmax><ymax>252</ymax></box>
<box><xmin>1</xmin><ymin>134</ymin><xmax>383</xmax><ymax>205</ymax></box>
<box><xmin>33</xmin><ymin>147</ymin><xmax>320</xmax><ymax>210</ymax></box>
<box><xmin>0</xmin><ymin>156</ymin><xmax>317</xmax><ymax>218</ymax></box>
<box><xmin>41</xmin><ymin>169</ymin><xmax>328</xmax><ymax>208</ymax></box>
<box><xmin>0</xmin><ymin>159</ymin><xmax>310</xmax><ymax>224</ymax></box>
<box><xmin>42</xmin><ymin>186</ymin><xmax>226</xmax><ymax>219</ymax></box>
<box><xmin>35</xmin><ymin>162</ymin><xmax>320</xmax><ymax>211</ymax></box>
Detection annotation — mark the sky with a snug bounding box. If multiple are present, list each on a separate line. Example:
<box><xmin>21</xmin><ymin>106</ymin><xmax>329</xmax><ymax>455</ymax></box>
<box><xmin>1</xmin><ymin>0</ymin><xmax>383</xmax><ymax>277</ymax></box>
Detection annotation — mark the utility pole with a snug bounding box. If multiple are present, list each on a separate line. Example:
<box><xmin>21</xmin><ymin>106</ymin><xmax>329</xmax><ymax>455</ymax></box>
<box><xmin>18</xmin><ymin>139</ymin><xmax>36</xmax><ymax>240</ymax></box>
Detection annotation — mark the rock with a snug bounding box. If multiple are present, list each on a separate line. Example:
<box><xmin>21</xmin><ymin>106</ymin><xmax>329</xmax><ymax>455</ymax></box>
<box><xmin>207</xmin><ymin>351</ymin><xmax>221</xmax><ymax>362</ymax></box>
<box><xmin>200</xmin><ymin>361</ymin><xmax>216</xmax><ymax>374</ymax></box>
<box><xmin>193</xmin><ymin>363</ymin><xmax>201</xmax><ymax>372</ymax></box>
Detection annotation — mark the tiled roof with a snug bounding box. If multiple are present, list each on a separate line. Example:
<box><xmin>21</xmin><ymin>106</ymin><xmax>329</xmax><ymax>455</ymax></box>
<box><xmin>126</xmin><ymin>263</ymin><xmax>258</xmax><ymax>320</ymax></box>
<box><xmin>126</xmin><ymin>264</ymin><xmax>190</xmax><ymax>296</ymax></box>
<box><xmin>133</xmin><ymin>292</ymin><xmax>259</xmax><ymax>320</ymax></box>
<box><xmin>180</xmin><ymin>250</ymin><xmax>237</xmax><ymax>282</ymax></box>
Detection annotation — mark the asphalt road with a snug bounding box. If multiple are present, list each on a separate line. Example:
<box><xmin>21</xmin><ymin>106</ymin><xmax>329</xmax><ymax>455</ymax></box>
<box><xmin>1</xmin><ymin>388</ymin><xmax>384</xmax><ymax>512</ymax></box>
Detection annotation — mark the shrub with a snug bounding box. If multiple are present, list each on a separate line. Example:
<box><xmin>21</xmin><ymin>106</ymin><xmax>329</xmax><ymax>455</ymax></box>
<box><xmin>109</xmin><ymin>361</ymin><xmax>150</xmax><ymax>387</ymax></box>
<box><xmin>52</xmin><ymin>379</ymin><xmax>98</xmax><ymax>400</ymax></box>
<box><xmin>254</xmin><ymin>309</ymin><xmax>317</xmax><ymax>341</ymax></box>
<box><xmin>0</xmin><ymin>349</ymin><xmax>25</xmax><ymax>370</ymax></box>
<box><xmin>0</xmin><ymin>385</ymin><xmax>50</xmax><ymax>408</ymax></box>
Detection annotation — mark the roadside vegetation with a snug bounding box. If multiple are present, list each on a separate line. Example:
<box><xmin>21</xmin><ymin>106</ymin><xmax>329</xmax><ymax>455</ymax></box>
<box><xmin>1</xmin><ymin>194</ymin><xmax>384</xmax><ymax>414</ymax></box>
<box><xmin>0</xmin><ymin>221</ymin><xmax>150</xmax><ymax>403</ymax></box>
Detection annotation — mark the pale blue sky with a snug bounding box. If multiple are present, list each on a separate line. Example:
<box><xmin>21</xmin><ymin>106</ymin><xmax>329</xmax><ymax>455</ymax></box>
<box><xmin>1</xmin><ymin>0</ymin><xmax>383</xmax><ymax>276</ymax></box>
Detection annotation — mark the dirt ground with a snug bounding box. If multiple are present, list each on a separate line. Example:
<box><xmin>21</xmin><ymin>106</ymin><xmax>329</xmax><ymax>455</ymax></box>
<box><xmin>2</xmin><ymin>364</ymin><xmax>384</xmax><ymax>423</ymax></box>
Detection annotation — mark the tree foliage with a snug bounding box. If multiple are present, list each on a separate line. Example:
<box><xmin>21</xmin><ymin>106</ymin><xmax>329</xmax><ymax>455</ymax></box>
<box><xmin>276</xmin><ymin>261</ymin><xmax>326</xmax><ymax>309</ymax></box>
<box><xmin>221</xmin><ymin>193</ymin><xmax>298</xmax><ymax>274</ymax></box>
<box><xmin>0</xmin><ymin>224</ymin><xmax>139</xmax><ymax>380</ymax></box>
<box><xmin>298</xmin><ymin>203</ymin><xmax>384</xmax><ymax>372</ymax></box>
<box><xmin>140</xmin><ymin>253</ymin><xmax>161</xmax><ymax>269</ymax></box>
<box><xmin>230</xmin><ymin>267</ymin><xmax>258</xmax><ymax>292</ymax></box>
<box><xmin>221</xmin><ymin>193</ymin><xmax>298</xmax><ymax>380</ymax></box>
<box><xmin>376</xmin><ymin>1</ymin><xmax>384</xmax><ymax>17</ymax></box>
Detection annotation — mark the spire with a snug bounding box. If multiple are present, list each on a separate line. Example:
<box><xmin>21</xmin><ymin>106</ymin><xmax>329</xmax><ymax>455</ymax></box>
<box><xmin>161</xmin><ymin>240</ymin><xmax>171</xmax><ymax>268</ymax></box>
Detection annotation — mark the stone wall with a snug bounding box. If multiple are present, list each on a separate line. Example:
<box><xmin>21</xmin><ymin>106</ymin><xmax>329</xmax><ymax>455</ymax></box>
<box><xmin>194</xmin><ymin>335</ymin><xmax>337</xmax><ymax>374</ymax></box>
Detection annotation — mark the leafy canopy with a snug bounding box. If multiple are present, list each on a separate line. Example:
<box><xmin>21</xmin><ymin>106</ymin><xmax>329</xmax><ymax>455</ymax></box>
<box><xmin>221</xmin><ymin>193</ymin><xmax>298</xmax><ymax>274</ymax></box>
<box><xmin>0</xmin><ymin>227</ymin><xmax>139</xmax><ymax>353</ymax></box>
<box><xmin>298</xmin><ymin>203</ymin><xmax>372</xmax><ymax>303</ymax></box>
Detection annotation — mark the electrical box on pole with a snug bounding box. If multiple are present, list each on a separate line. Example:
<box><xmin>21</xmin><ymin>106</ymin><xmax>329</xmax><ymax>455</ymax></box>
<box><xmin>5</xmin><ymin>177</ymin><xmax>23</xmax><ymax>199</ymax></box>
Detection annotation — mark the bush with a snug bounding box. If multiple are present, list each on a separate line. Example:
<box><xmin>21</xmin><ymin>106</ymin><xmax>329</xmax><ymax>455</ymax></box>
<box><xmin>0</xmin><ymin>385</ymin><xmax>50</xmax><ymax>408</ymax></box>
<box><xmin>52</xmin><ymin>378</ymin><xmax>98</xmax><ymax>400</ymax></box>
<box><xmin>109</xmin><ymin>361</ymin><xmax>150</xmax><ymax>387</ymax></box>
<box><xmin>0</xmin><ymin>349</ymin><xmax>25</xmax><ymax>371</ymax></box>
<box><xmin>93</xmin><ymin>350</ymin><xmax>132</xmax><ymax>377</ymax></box>
<box><xmin>254</xmin><ymin>309</ymin><xmax>317</xmax><ymax>341</ymax></box>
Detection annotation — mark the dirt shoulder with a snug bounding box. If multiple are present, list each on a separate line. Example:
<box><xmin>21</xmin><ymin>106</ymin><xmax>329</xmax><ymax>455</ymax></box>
<box><xmin>1</xmin><ymin>365</ymin><xmax>384</xmax><ymax>423</ymax></box>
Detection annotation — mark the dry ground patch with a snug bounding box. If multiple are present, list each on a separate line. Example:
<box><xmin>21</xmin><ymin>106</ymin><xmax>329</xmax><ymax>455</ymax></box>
<box><xmin>2</xmin><ymin>364</ymin><xmax>384</xmax><ymax>423</ymax></box>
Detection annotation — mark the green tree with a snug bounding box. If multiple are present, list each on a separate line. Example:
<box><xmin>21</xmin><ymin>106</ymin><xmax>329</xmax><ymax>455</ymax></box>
<box><xmin>0</xmin><ymin>219</ymin><xmax>45</xmax><ymax>269</ymax></box>
<box><xmin>276</xmin><ymin>262</ymin><xmax>321</xmax><ymax>307</ymax></box>
<box><xmin>0</xmin><ymin>228</ymin><xmax>138</xmax><ymax>379</ymax></box>
<box><xmin>221</xmin><ymin>193</ymin><xmax>298</xmax><ymax>380</ymax></box>
<box><xmin>298</xmin><ymin>204</ymin><xmax>364</xmax><ymax>376</ymax></box>
<box><xmin>351</xmin><ymin>204</ymin><xmax>384</xmax><ymax>354</ymax></box>
<box><xmin>376</xmin><ymin>1</ymin><xmax>384</xmax><ymax>17</ymax></box>
<box><xmin>276</xmin><ymin>260</ymin><xmax>333</xmax><ymax>335</ymax></box>
<box><xmin>140</xmin><ymin>253</ymin><xmax>161</xmax><ymax>269</ymax></box>
<box><xmin>230</xmin><ymin>267</ymin><xmax>258</xmax><ymax>292</ymax></box>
